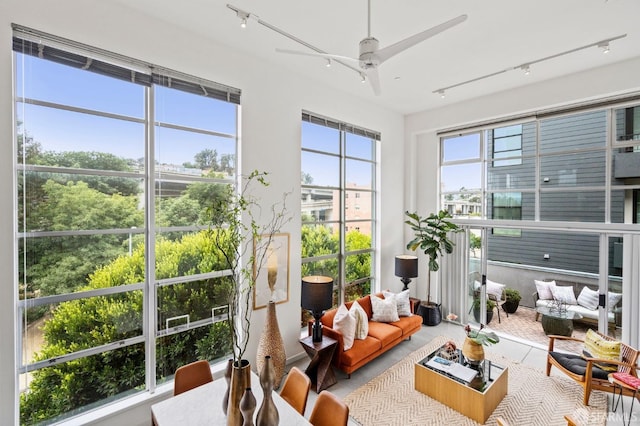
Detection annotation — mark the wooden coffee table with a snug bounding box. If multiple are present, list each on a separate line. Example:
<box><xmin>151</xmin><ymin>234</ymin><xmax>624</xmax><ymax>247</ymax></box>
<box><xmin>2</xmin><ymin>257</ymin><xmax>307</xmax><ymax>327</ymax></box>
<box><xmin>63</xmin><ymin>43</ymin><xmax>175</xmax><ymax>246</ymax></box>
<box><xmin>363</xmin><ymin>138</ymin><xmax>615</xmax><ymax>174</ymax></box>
<box><xmin>415</xmin><ymin>346</ymin><xmax>508</xmax><ymax>423</ymax></box>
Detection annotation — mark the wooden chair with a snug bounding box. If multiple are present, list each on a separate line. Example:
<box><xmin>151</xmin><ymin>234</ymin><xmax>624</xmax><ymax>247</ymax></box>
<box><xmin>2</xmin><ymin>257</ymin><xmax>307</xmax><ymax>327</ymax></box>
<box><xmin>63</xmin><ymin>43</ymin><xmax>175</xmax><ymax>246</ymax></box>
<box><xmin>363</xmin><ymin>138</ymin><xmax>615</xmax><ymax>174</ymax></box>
<box><xmin>309</xmin><ymin>390</ymin><xmax>349</xmax><ymax>426</ymax></box>
<box><xmin>279</xmin><ymin>367</ymin><xmax>311</xmax><ymax>415</ymax></box>
<box><xmin>546</xmin><ymin>331</ymin><xmax>639</xmax><ymax>405</ymax></box>
<box><xmin>173</xmin><ymin>359</ymin><xmax>213</xmax><ymax>396</ymax></box>
<box><xmin>564</xmin><ymin>415</ymin><xmax>579</xmax><ymax>426</ymax></box>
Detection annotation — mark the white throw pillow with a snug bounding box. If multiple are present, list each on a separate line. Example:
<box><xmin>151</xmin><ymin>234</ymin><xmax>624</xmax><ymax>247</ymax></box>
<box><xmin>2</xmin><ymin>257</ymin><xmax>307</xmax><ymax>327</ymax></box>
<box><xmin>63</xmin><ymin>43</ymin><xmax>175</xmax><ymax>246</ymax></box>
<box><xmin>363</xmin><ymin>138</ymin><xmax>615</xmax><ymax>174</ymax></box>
<box><xmin>577</xmin><ymin>286</ymin><xmax>599</xmax><ymax>310</ymax></box>
<box><xmin>552</xmin><ymin>285</ymin><xmax>578</xmax><ymax>305</ymax></box>
<box><xmin>535</xmin><ymin>280</ymin><xmax>557</xmax><ymax>300</ymax></box>
<box><xmin>349</xmin><ymin>300</ymin><xmax>369</xmax><ymax>340</ymax></box>
<box><xmin>333</xmin><ymin>304</ymin><xmax>356</xmax><ymax>351</ymax></box>
<box><xmin>383</xmin><ymin>289</ymin><xmax>412</xmax><ymax>317</ymax></box>
<box><xmin>608</xmin><ymin>292</ymin><xmax>622</xmax><ymax>312</ymax></box>
<box><xmin>370</xmin><ymin>294</ymin><xmax>400</xmax><ymax>323</ymax></box>
<box><xmin>486</xmin><ymin>279</ymin><xmax>506</xmax><ymax>300</ymax></box>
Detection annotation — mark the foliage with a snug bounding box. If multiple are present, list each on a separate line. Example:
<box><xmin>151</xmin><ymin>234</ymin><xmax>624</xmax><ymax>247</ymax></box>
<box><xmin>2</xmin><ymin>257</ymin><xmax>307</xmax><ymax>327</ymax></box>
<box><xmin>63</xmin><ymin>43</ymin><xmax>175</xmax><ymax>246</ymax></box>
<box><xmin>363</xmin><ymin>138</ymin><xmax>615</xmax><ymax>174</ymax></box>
<box><xmin>464</xmin><ymin>323</ymin><xmax>500</xmax><ymax>346</ymax></box>
<box><xmin>472</xmin><ymin>297</ymin><xmax>497</xmax><ymax>310</ymax></box>
<box><xmin>404</xmin><ymin>210</ymin><xmax>461</xmax><ymax>303</ymax></box>
<box><xmin>504</xmin><ymin>287</ymin><xmax>521</xmax><ymax>303</ymax></box>
<box><xmin>205</xmin><ymin>170</ymin><xmax>291</xmax><ymax>363</ymax></box>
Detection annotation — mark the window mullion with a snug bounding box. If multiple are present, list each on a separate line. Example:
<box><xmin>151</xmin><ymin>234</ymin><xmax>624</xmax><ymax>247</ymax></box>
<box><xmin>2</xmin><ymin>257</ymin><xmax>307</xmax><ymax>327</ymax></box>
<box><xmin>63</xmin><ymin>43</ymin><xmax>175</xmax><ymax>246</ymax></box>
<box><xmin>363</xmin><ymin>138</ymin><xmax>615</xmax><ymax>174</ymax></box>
<box><xmin>145</xmin><ymin>84</ymin><xmax>157</xmax><ymax>393</ymax></box>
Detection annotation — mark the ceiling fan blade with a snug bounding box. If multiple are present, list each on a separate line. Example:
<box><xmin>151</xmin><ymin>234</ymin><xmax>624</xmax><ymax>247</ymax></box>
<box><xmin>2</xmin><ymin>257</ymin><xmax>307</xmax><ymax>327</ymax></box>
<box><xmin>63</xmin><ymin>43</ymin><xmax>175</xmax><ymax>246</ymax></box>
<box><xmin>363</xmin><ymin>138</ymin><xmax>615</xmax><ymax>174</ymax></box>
<box><xmin>376</xmin><ymin>14</ymin><xmax>467</xmax><ymax>64</ymax></box>
<box><xmin>275</xmin><ymin>48</ymin><xmax>361</xmax><ymax>66</ymax></box>
<box><xmin>366</xmin><ymin>68</ymin><xmax>381</xmax><ymax>96</ymax></box>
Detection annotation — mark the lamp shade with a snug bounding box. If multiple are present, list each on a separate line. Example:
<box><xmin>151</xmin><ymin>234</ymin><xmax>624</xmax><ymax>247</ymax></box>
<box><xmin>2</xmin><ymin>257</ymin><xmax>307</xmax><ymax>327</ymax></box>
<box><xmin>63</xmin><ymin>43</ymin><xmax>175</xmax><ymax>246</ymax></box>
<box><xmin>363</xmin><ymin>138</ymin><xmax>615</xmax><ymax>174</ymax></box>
<box><xmin>301</xmin><ymin>276</ymin><xmax>333</xmax><ymax>312</ymax></box>
<box><xmin>395</xmin><ymin>255</ymin><xmax>418</xmax><ymax>278</ymax></box>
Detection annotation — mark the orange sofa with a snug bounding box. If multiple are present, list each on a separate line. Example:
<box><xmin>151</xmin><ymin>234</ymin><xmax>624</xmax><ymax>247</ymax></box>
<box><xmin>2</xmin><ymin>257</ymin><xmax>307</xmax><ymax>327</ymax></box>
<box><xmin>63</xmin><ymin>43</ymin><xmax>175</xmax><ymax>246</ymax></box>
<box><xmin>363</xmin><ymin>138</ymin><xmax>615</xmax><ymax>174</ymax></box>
<box><xmin>310</xmin><ymin>293</ymin><xmax>422</xmax><ymax>377</ymax></box>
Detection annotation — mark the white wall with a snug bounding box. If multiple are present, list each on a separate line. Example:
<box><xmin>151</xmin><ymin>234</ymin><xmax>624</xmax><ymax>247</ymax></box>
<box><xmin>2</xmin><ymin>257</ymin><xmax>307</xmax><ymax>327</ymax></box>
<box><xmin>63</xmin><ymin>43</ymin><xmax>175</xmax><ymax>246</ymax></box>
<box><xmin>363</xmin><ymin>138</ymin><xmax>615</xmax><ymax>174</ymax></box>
<box><xmin>0</xmin><ymin>1</ymin><xmax>405</xmax><ymax>424</ymax></box>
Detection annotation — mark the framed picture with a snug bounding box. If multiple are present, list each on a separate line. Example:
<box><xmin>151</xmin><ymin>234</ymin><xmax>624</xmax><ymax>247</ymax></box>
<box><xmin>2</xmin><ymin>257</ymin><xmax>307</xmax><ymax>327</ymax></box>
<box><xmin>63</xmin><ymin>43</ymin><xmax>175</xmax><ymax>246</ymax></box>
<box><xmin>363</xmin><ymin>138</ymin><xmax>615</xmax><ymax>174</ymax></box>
<box><xmin>253</xmin><ymin>232</ymin><xmax>290</xmax><ymax>310</ymax></box>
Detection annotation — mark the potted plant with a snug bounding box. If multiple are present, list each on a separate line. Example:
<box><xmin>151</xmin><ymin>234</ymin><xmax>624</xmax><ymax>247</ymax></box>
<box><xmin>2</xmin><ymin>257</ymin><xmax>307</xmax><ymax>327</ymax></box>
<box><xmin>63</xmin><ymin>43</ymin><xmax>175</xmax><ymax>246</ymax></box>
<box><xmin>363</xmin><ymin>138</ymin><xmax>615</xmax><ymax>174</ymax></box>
<box><xmin>207</xmin><ymin>170</ymin><xmax>290</xmax><ymax>423</ymax></box>
<box><xmin>503</xmin><ymin>288</ymin><xmax>521</xmax><ymax>314</ymax></box>
<box><xmin>472</xmin><ymin>297</ymin><xmax>496</xmax><ymax>325</ymax></box>
<box><xmin>405</xmin><ymin>210</ymin><xmax>461</xmax><ymax>326</ymax></box>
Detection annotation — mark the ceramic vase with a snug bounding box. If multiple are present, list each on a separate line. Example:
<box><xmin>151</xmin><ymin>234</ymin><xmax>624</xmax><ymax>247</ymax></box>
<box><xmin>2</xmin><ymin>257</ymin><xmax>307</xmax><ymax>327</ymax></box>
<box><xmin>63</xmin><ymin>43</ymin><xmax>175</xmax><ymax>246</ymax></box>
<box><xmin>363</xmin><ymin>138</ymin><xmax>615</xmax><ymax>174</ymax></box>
<box><xmin>462</xmin><ymin>337</ymin><xmax>485</xmax><ymax>364</ymax></box>
<box><xmin>256</xmin><ymin>301</ymin><xmax>286</xmax><ymax>390</ymax></box>
<box><xmin>222</xmin><ymin>358</ymin><xmax>233</xmax><ymax>415</ymax></box>
<box><xmin>239</xmin><ymin>387</ymin><xmax>256</xmax><ymax>426</ymax></box>
<box><xmin>256</xmin><ymin>356</ymin><xmax>279</xmax><ymax>426</ymax></box>
<box><xmin>227</xmin><ymin>359</ymin><xmax>252</xmax><ymax>426</ymax></box>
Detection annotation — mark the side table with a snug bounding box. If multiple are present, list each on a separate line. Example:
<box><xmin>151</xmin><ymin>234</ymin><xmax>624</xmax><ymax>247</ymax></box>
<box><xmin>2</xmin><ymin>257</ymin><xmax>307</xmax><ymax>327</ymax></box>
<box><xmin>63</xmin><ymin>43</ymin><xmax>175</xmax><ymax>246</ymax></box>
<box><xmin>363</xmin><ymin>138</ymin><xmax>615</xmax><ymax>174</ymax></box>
<box><xmin>299</xmin><ymin>335</ymin><xmax>337</xmax><ymax>393</ymax></box>
<box><xmin>608</xmin><ymin>373</ymin><xmax>639</xmax><ymax>426</ymax></box>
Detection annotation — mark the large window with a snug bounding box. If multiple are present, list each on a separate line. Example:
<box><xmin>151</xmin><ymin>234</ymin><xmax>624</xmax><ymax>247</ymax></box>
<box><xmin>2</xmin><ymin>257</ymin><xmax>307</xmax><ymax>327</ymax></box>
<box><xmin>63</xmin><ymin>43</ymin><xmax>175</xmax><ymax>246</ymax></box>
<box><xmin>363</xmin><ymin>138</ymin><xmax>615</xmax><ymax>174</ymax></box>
<box><xmin>15</xmin><ymin>27</ymin><xmax>240</xmax><ymax>424</ymax></box>
<box><xmin>300</xmin><ymin>112</ymin><xmax>378</xmax><ymax>307</ymax></box>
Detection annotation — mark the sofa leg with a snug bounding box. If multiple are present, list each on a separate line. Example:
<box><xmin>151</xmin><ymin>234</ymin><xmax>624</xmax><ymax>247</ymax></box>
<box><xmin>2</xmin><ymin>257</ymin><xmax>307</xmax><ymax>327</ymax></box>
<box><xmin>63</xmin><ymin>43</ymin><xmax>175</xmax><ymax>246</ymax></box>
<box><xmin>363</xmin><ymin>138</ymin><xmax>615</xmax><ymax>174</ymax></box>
<box><xmin>347</xmin><ymin>373</ymin><xmax>351</xmax><ymax>379</ymax></box>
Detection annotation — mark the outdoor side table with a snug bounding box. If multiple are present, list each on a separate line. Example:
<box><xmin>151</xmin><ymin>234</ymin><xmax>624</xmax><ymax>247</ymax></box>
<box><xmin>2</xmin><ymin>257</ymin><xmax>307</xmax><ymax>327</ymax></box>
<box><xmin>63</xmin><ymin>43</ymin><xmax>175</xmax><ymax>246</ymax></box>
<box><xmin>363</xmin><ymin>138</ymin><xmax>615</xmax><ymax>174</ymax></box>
<box><xmin>299</xmin><ymin>335</ymin><xmax>337</xmax><ymax>393</ymax></box>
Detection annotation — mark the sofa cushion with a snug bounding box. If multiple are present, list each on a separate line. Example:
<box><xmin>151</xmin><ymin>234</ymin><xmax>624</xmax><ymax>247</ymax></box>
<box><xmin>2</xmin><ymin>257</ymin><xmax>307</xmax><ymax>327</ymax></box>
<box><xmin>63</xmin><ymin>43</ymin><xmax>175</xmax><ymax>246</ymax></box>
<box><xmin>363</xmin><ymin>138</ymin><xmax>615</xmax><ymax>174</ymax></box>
<box><xmin>339</xmin><ymin>337</ymin><xmax>382</xmax><ymax>367</ymax></box>
<box><xmin>366</xmin><ymin>321</ymin><xmax>403</xmax><ymax>347</ymax></box>
<box><xmin>535</xmin><ymin>279</ymin><xmax>557</xmax><ymax>300</ymax></box>
<box><xmin>333</xmin><ymin>304</ymin><xmax>356</xmax><ymax>351</ymax></box>
<box><xmin>552</xmin><ymin>285</ymin><xmax>578</xmax><ymax>305</ymax></box>
<box><xmin>390</xmin><ymin>315</ymin><xmax>422</xmax><ymax>336</ymax></box>
<box><xmin>350</xmin><ymin>300</ymin><xmax>369</xmax><ymax>340</ymax></box>
<box><xmin>577</xmin><ymin>286</ymin><xmax>599</xmax><ymax>310</ymax></box>
<box><xmin>371</xmin><ymin>294</ymin><xmax>400</xmax><ymax>323</ymax></box>
<box><xmin>608</xmin><ymin>292</ymin><xmax>622</xmax><ymax>312</ymax></box>
<box><xmin>383</xmin><ymin>289</ymin><xmax>411</xmax><ymax>317</ymax></box>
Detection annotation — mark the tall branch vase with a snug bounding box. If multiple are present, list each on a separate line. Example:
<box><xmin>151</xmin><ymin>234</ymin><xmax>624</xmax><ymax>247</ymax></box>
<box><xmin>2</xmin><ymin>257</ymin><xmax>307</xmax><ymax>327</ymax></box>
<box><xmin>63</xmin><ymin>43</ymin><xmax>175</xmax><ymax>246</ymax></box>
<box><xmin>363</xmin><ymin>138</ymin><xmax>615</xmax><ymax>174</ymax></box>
<box><xmin>256</xmin><ymin>301</ymin><xmax>285</xmax><ymax>390</ymax></box>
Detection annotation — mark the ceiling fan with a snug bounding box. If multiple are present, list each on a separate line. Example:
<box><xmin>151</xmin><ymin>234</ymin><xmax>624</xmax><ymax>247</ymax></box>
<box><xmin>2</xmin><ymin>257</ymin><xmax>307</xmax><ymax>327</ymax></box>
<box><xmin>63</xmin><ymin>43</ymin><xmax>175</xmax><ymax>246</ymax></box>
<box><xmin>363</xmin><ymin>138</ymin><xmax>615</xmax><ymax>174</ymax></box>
<box><xmin>276</xmin><ymin>0</ymin><xmax>467</xmax><ymax>95</ymax></box>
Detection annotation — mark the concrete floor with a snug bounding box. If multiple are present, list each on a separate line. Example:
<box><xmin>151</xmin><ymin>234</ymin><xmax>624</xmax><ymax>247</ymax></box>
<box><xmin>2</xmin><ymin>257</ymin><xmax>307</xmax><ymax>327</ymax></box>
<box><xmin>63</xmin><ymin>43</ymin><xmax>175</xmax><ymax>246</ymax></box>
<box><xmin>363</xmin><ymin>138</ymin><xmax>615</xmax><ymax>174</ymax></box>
<box><xmin>286</xmin><ymin>321</ymin><xmax>637</xmax><ymax>425</ymax></box>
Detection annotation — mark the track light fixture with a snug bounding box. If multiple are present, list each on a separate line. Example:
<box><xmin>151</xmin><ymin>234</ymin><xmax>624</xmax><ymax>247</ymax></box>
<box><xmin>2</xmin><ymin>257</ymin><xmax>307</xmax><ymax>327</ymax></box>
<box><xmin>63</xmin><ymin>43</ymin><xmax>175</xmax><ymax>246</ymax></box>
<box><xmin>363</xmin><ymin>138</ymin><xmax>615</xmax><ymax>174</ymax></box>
<box><xmin>236</xmin><ymin>10</ymin><xmax>250</xmax><ymax>28</ymax></box>
<box><xmin>438</xmin><ymin>90</ymin><xmax>445</xmax><ymax>98</ymax></box>
<box><xmin>433</xmin><ymin>34</ymin><xmax>626</xmax><ymax>97</ymax></box>
<box><xmin>598</xmin><ymin>42</ymin><xmax>610</xmax><ymax>54</ymax></box>
<box><xmin>326</xmin><ymin>59</ymin><xmax>332</xmax><ymax>68</ymax></box>
<box><xmin>361</xmin><ymin>73</ymin><xmax>367</xmax><ymax>83</ymax></box>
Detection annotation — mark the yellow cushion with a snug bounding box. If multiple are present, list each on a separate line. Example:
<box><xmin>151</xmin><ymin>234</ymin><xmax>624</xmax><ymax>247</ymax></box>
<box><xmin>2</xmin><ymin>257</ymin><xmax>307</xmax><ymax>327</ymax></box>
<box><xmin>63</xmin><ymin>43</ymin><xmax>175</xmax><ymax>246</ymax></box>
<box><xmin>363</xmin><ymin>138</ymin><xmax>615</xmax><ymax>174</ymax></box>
<box><xmin>582</xmin><ymin>329</ymin><xmax>621</xmax><ymax>372</ymax></box>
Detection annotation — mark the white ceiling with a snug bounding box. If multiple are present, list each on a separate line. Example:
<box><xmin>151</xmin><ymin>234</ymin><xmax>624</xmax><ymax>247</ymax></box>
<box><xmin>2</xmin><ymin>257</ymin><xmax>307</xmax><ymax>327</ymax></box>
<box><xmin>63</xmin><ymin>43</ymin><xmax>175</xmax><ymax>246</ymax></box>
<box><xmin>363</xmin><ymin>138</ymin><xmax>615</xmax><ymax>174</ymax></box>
<box><xmin>113</xmin><ymin>0</ymin><xmax>640</xmax><ymax>115</ymax></box>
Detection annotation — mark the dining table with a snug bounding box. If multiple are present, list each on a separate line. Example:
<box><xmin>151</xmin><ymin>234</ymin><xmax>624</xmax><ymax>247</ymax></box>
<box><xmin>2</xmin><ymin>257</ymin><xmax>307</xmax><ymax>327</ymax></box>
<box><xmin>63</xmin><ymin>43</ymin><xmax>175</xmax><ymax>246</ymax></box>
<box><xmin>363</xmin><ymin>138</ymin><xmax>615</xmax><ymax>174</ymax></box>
<box><xmin>151</xmin><ymin>370</ymin><xmax>311</xmax><ymax>425</ymax></box>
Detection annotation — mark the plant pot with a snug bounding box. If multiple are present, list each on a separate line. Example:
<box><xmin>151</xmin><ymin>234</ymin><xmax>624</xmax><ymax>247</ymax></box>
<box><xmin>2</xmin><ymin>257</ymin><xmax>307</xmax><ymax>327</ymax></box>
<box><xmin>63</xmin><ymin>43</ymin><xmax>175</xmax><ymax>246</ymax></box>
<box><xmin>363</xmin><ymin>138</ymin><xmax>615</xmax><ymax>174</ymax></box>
<box><xmin>417</xmin><ymin>303</ymin><xmax>441</xmax><ymax>326</ymax></box>
<box><xmin>462</xmin><ymin>337</ymin><xmax>485</xmax><ymax>364</ymax></box>
<box><xmin>472</xmin><ymin>307</ymin><xmax>493</xmax><ymax>325</ymax></box>
<box><xmin>503</xmin><ymin>300</ymin><xmax>519</xmax><ymax>314</ymax></box>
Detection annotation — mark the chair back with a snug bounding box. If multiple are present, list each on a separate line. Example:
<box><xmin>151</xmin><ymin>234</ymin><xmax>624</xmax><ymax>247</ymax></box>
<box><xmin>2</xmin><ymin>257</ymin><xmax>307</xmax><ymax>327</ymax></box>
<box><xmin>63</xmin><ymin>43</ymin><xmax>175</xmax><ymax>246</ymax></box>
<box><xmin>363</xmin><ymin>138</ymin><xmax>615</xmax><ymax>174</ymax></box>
<box><xmin>174</xmin><ymin>359</ymin><xmax>213</xmax><ymax>396</ymax></box>
<box><xmin>279</xmin><ymin>367</ymin><xmax>311</xmax><ymax>415</ymax></box>
<box><xmin>309</xmin><ymin>390</ymin><xmax>349</xmax><ymax>426</ymax></box>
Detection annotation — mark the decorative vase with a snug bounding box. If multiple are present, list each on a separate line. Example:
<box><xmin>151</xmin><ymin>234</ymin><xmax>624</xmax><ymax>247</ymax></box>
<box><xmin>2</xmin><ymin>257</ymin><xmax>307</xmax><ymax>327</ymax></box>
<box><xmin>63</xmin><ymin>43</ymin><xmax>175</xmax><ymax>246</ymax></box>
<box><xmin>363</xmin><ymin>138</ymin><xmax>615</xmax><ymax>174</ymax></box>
<box><xmin>256</xmin><ymin>301</ymin><xmax>286</xmax><ymax>390</ymax></box>
<box><xmin>227</xmin><ymin>359</ymin><xmax>252</xmax><ymax>426</ymax></box>
<box><xmin>256</xmin><ymin>356</ymin><xmax>279</xmax><ymax>426</ymax></box>
<box><xmin>222</xmin><ymin>358</ymin><xmax>233</xmax><ymax>415</ymax></box>
<box><xmin>462</xmin><ymin>337</ymin><xmax>485</xmax><ymax>364</ymax></box>
<box><xmin>240</xmin><ymin>387</ymin><xmax>256</xmax><ymax>426</ymax></box>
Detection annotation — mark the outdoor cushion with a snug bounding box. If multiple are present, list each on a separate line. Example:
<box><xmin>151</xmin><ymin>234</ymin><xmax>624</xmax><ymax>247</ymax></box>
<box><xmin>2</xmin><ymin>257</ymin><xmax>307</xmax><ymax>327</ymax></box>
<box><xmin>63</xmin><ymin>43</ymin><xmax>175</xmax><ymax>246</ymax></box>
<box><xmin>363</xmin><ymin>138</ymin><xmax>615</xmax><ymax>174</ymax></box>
<box><xmin>548</xmin><ymin>351</ymin><xmax>610</xmax><ymax>380</ymax></box>
<box><xmin>552</xmin><ymin>285</ymin><xmax>578</xmax><ymax>305</ymax></box>
<box><xmin>535</xmin><ymin>280</ymin><xmax>557</xmax><ymax>300</ymax></box>
<box><xmin>577</xmin><ymin>286</ymin><xmax>599</xmax><ymax>310</ymax></box>
<box><xmin>583</xmin><ymin>328</ymin><xmax>621</xmax><ymax>371</ymax></box>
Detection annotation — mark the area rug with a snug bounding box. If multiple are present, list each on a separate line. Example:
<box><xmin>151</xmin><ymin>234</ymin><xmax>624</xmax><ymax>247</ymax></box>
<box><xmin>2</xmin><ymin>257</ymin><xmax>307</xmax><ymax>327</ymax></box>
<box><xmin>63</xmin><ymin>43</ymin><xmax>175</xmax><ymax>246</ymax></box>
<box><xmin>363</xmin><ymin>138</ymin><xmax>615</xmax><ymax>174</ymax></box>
<box><xmin>343</xmin><ymin>336</ymin><xmax>607</xmax><ymax>425</ymax></box>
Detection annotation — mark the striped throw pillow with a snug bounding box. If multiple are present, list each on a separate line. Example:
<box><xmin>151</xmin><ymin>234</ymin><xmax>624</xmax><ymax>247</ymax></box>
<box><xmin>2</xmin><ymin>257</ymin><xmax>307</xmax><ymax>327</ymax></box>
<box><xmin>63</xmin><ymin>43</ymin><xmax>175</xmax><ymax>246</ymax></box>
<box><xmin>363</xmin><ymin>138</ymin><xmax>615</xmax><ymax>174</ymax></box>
<box><xmin>582</xmin><ymin>329</ymin><xmax>621</xmax><ymax>372</ymax></box>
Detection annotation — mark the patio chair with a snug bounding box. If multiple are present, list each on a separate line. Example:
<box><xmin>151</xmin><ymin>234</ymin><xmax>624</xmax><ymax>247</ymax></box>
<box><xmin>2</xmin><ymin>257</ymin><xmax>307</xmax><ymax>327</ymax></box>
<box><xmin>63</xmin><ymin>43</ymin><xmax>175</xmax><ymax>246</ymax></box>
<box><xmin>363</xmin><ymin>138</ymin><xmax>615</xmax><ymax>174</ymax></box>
<box><xmin>546</xmin><ymin>330</ymin><xmax>639</xmax><ymax>405</ymax></box>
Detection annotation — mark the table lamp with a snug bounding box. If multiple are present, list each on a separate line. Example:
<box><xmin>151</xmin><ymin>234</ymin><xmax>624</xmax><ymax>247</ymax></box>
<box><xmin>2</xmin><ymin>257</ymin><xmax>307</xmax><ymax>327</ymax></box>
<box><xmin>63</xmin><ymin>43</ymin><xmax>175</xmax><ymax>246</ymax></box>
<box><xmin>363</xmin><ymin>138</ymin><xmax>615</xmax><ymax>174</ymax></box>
<box><xmin>395</xmin><ymin>255</ymin><xmax>418</xmax><ymax>291</ymax></box>
<box><xmin>301</xmin><ymin>276</ymin><xmax>334</xmax><ymax>342</ymax></box>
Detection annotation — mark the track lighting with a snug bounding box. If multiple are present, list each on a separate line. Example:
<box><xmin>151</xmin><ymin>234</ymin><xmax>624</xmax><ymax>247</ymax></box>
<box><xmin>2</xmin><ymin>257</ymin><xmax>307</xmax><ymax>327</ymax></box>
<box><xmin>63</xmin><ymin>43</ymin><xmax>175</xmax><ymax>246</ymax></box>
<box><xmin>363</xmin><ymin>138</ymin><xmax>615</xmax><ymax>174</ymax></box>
<box><xmin>433</xmin><ymin>34</ymin><xmax>626</xmax><ymax>97</ymax></box>
<box><xmin>326</xmin><ymin>59</ymin><xmax>331</xmax><ymax>68</ymax></box>
<box><xmin>361</xmin><ymin>74</ymin><xmax>366</xmax><ymax>83</ymax></box>
<box><xmin>438</xmin><ymin>90</ymin><xmax>445</xmax><ymax>99</ymax></box>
